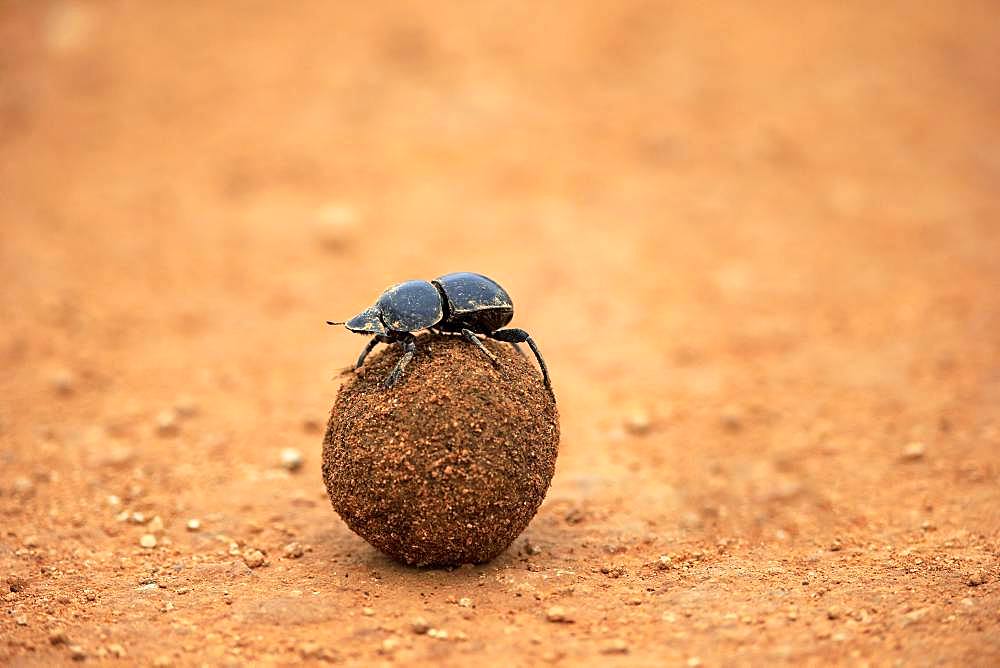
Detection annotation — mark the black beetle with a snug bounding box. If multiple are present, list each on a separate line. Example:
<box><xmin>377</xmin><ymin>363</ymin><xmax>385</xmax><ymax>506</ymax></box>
<box><xmin>328</xmin><ymin>272</ymin><xmax>551</xmax><ymax>390</ymax></box>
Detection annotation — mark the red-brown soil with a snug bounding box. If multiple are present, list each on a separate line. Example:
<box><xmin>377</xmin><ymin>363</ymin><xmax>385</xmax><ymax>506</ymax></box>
<box><xmin>2</xmin><ymin>2</ymin><xmax>999</xmax><ymax>665</ymax></box>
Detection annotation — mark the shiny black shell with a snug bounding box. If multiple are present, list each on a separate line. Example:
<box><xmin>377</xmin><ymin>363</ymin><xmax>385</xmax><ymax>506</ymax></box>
<box><xmin>433</xmin><ymin>272</ymin><xmax>514</xmax><ymax>333</ymax></box>
<box><xmin>376</xmin><ymin>280</ymin><xmax>444</xmax><ymax>333</ymax></box>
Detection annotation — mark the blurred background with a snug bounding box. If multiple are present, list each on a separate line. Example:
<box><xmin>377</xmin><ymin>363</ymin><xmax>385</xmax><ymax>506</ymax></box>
<box><xmin>2</xmin><ymin>1</ymin><xmax>999</xmax><ymax>664</ymax></box>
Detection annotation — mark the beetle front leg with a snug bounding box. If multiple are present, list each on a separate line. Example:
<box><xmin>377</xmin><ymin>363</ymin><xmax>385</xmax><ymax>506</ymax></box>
<box><xmin>488</xmin><ymin>328</ymin><xmax>551</xmax><ymax>390</ymax></box>
<box><xmin>384</xmin><ymin>333</ymin><xmax>417</xmax><ymax>389</ymax></box>
<box><xmin>355</xmin><ymin>335</ymin><xmax>383</xmax><ymax>369</ymax></box>
<box><xmin>461</xmin><ymin>328</ymin><xmax>500</xmax><ymax>367</ymax></box>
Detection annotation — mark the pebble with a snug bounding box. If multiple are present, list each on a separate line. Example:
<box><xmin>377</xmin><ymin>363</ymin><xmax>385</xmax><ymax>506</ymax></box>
<box><xmin>656</xmin><ymin>555</ymin><xmax>673</xmax><ymax>570</ymax></box>
<box><xmin>140</xmin><ymin>534</ymin><xmax>158</xmax><ymax>549</ymax></box>
<box><xmin>186</xmin><ymin>519</ymin><xmax>201</xmax><ymax>532</ymax></box>
<box><xmin>362</xmin><ymin>607</ymin><xmax>375</xmax><ymax>616</ymax></box>
<box><xmin>283</xmin><ymin>542</ymin><xmax>305</xmax><ymax>558</ymax></box>
<box><xmin>312</xmin><ymin>203</ymin><xmax>360</xmax><ymax>249</ymax></box>
<box><xmin>15</xmin><ymin>614</ymin><xmax>27</xmax><ymax>626</ymax></box>
<box><xmin>967</xmin><ymin>571</ymin><xmax>988</xmax><ymax>587</ymax></box>
<box><xmin>69</xmin><ymin>645</ymin><xmax>87</xmax><ymax>661</ymax></box>
<box><xmin>243</xmin><ymin>549</ymin><xmax>266</xmax><ymax>568</ymax></box>
<box><xmin>107</xmin><ymin>644</ymin><xmax>126</xmax><ymax>658</ymax></box>
<box><xmin>280</xmin><ymin>448</ymin><xmax>304</xmax><ymax>472</ymax></box>
<box><xmin>380</xmin><ymin>638</ymin><xmax>400</xmax><ymax>654</ymax></box>
<box><xmin>901</xmin><ymin>442</ymin><xmax>926</xmax><ymax>461</ymax></box>
<box><xmin>50</xmin><ymin>369</ymin><xmax>76</xmax><ymax>395</ymax></box>
<box><xmin>720</xmin><ymin>404</ymin><xmax>743</xmax><ymax>431</ymax></box>
<box><xmin>23</xmin><ymin>535</ymin><xmax>40</xmax><ymax>548</ymax></box>
<box><xmin>624</xmin><ymin>408</ymin><xmax>653</xmax><ymax>435</ymax></box>
<box><xmin>148</xmin><ymin>515</ymin><xmax>164</xmax><ymax>533</ymax></box>
<box><xmin>49</xmin><ymin>629</ymin><xmax>69</xmax><ymax>645</ymax></box>
<box><xmin>155</xmin><ymin>410</ymin><xmax>180</xmax><ymax>436</ymax></box>
<box><xmin>545</xmin><ymin>606</ymin><xmax>572</xmax><ymax>623</ymax></box>
<box><xmin>600</xmin><ymin>564</ymin><xmax>627</xmax><ymax>578</ymax></box>
<box><xmin>411</xmin><ymin>617</ymin><xmax>431</xmax><ymax>634</ymax></box>
<box><xmin>601</xmin><ymin>639</ymin><xmax>629</xmax><ymax>655</ymax></box>
<box><xmin>827</xmin><ymin>606</ymin><xmax>841</xmax><ymax>620</ymax></box>
<box><xmin>427</xmin><ymin>628</ymin><xmax>449</xmax><ymax>640</ymax></box>
<box><xmin>7</xmin><ymin>575</ymin><xmax>27</xmax><ymax>592</ymax></box>
<box><xmin>12</xmin><ymin>476</ymin><xmax>34</xmax><ymax>496</ymax></box>
<box><xmin>458</xmin><ymin>597</ymin><xmax>473</xmax><ymax>608</ymax></box>
<box><xmin>174</xmin><ymin>395</ymin><xmax>199</xmax><ymax>417</ymax></box>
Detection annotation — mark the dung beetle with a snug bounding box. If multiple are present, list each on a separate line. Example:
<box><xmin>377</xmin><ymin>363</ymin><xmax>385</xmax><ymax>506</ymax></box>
<box><xmin>328</xmin><ymin>272</ymin><xmax>551</xmax><ymax>390</ymax></box>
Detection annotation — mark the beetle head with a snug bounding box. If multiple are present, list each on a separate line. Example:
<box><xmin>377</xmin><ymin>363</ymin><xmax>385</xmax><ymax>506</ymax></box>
<box><xmin>341</xmin><ymin>306</ymin><xmax>387</xmax><ymax>336</ymax></box>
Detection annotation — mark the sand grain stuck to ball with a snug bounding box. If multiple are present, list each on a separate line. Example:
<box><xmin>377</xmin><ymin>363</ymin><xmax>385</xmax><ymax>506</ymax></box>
<box><xmin>323</xmin><ymin>334</ymin><xmax>559</xmax><ymax>566</ymax></box>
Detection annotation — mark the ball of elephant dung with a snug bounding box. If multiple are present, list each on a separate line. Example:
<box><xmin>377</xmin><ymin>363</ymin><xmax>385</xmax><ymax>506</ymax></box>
<box><xmin>322</xmin><ymin>333</ymin><xmax>559</xmax><ymax>567</ymax></box>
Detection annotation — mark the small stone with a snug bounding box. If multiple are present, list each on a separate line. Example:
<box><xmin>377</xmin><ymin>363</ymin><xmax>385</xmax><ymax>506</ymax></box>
<box><xmin>410</xmin><ymin>617</ymin><xmax>431</xmax><ymax>634</ymax></box>
<box><xmin>140</xmin><ymin>534</ymin><xmax>158</xmax><ymax>549</ymax></box>
<box><xmin>380</xmin><ymin>638</ymin><xmax>400</xmax><ymax>654</ymax></box>
<box><xmin>624</xmin><ymin>408</ymin><xmax>653</xmax><ymax>435</ymax></box>
<box><xmin>283</xmin><ymin>542</ymin><xmax>305</xmax><ymax>559</ymax></box>
<box><xmin>901</xmin><ymin>442</ymin><xmax>926</xmax><ymax>461</ymax></box>
<box><xmin>174</xmin><ymin>395</ymin><xmax>199</xmax><ymax>417</ymax></box>
<box><xmin>152</xmin><ymin>656</ymin><xmax>172</xmax><ymax>667</ymax></box>
<box><xmin>243</xmin><ymin>549</ymin><xmax>266</xmax><ymax>569</ymax></box>
<box><xmin>827</xmin><ymin>606</ymin><xmax>841</xmax><ymax>620</ymax></box>
<box><xmin>186</xmin><ymin>519</ymin><xmax>201</xmax><ymax>531</ymax></box>
<box><xmin>967</xmin><ymin>571</ymin><xmax>988</xmax><ymax>587</ymax></box>
<box><xmin>155</xmin><ymin>410</ymin><xmax>179</xmax><ymax>436</ymax></box>
<box><xmin>299</xmin><ymin>642</ymin><xmax>322</xmax><ymax>659</ymax></box>
<box><xmin>362</xmin><ymin>606</ymin><xmax>375</xmax><ymax>616</ymax></box>
<box><xmin>601</xmin><ymin>639</ymin><xmax>629</xmax><ymax>655</ymax></box>
<box><xmin>312</xmin><ymin>203</ymin><xmax>360</xmax><ymax>249</ymax></box>
<box><xmin>23</xmin><ymin>535</ymin><xmax>40</xmax><ymax>548</ymax></box>
<box><xmin>49</xmin><ymin>629</ymin><xmax>69</xmax><ymax>645</ymax></box>
<box><xmin>69</xmin><ymin>645</ymin><xmax>87</xmax><ymax>661</ymax></box>
<box><xmin>83</xmin><ymin>588</ymin><xmax>97</xmax><ymax>601</ymax></box>
<box><xmin>656</xmin><ymin>555</ymin><xmax>672</xmax><ymax>570</ymax></box>
<box><xmin>686</xmin><ymin>658</ymin><xmax>702</xmax><ymax>667</ymax></box>
<box><xmin>427</xmin><ymin>628</ymin><xmax>449</xmax><ymax>640</ymax></box>
<box><xmin>546</xmin><ymin>606</ymin><xmax>572</xmax><ymax>623</ymax></box>
<box><xmin>107</xmin><ymin>644</ymin><xmax>126</xmax><ymax>658</ymax></box>
<box><xmin>524</xmin><ymin>540</ymin><xmax>543</xmax><ymax>555</ymax></box>
<box><xmin>12</xmin><ymin>476</ymin><xmax>34</xmax><ymax>496</ymax></box>
<box><xmin>280</xmin><ymin>448</ymin><xmax>304</xmax><ymax>472</ymax></box>
<box><xmin>50</xmin><ymin>369</ymin><xmax>76</xmax><ymax>395</ymax></box>
<box><xmin>720</xmin><ymin>404</ymin><xmax>743</xmax><ymax>431</ymax></box>
<box><xmin>15</xmin><ymin>614</ymin><xmax>27</xmax><ymax>625</ymax></box>
<box><xmin>600</xmin><ymin>564</ymin><xmax>627</xmax><ymax>578</ymax></box>
<box><xmin>458</xmin><ymin>597</ymin><xmax>473</xmax><ymax>608</ymax></box>
<box><xmin>7</xmin><ymin>575</ymin><xmax>27</xmax><ymax>592</ymax></box>
<box><xmin>148</xmin><ymin>515</ymin><xmax>164</xmax><ymax>533</ymax></box>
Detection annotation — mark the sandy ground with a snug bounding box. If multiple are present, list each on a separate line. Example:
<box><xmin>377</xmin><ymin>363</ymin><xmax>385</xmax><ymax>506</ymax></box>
<box><xmin>2</xmin><ymin>1</ymin><xmax>1000</xmax><ymax>665</ymax></box>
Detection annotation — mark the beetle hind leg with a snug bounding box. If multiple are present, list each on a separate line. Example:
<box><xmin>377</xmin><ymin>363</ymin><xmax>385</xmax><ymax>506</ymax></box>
<box><xmin>488</xmin><ymin>328</ymin><xmax>551</xmax><ymax>390</ymax></box>
<box><xmin>461</xmin><ymin>328</ymin><xmax>500</xmax><ymax>367</ymax></box>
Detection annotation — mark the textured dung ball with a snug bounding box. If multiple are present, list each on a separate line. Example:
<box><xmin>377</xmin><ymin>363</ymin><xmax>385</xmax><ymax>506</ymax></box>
<box><xmin>322</xmin><ymin>334</ymin><xmax>559</xmax><ymax>567</ymax></box>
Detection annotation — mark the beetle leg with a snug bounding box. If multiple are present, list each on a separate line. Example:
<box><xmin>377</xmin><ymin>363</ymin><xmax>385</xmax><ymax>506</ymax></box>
<box><xmin>488</xmin><ymin>328</ymin><xmax>551</xmax><ymax>390</ymax></box>
<box><xmin>355</xmin><ymin>336</ymin><xmax>381</xmax><ymax>369</ymax></box>
<box><xmin>384</xmin><ymin>334</ymin><xmax>417</xmax><ymax>389</ymax></box>
<box><xmin>461</xmin><ymin>328</ymin><xmax>500</xmax><ymax>367</ymax></box>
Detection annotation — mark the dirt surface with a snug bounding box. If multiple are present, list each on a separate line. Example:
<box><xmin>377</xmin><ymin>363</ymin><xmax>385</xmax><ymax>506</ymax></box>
<box><xmin>2</xmin><ymin>1</ymin><xmax>1000</xmax><ymax>665</ymax></box>
<box><xmin>323</xmin><ymin>334</ymin><xmax>558</xmax><ymax>567</ymax></box>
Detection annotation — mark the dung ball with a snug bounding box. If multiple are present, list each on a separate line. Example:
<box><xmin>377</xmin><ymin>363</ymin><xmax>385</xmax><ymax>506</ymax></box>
<box><xmin>322</xmin><ymin>333</ymin><xmax>559</xmax><ymax>567</ymax></box>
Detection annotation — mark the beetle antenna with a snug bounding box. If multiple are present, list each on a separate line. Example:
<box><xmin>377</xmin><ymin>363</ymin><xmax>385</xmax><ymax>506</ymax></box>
<box><xmin>326</xmin><ymin>320</ymin><xmax>345</xmax><ymax>326</ymax></box>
